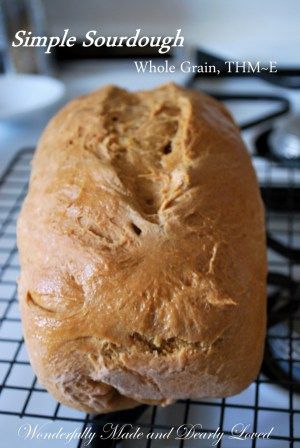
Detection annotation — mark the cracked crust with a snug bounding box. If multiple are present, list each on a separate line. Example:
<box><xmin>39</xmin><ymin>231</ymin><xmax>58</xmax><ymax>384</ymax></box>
<box><xmin>17</xmin><ymin>83</ymin><xmax>267</xmax><ymax>413</ymax></box>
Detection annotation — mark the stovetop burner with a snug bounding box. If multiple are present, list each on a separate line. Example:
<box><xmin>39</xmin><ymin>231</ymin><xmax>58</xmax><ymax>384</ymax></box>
<box><xmin>255</xmin><ymin>128</ymin><xmax>300</xmax><ymax>167</ymax></box>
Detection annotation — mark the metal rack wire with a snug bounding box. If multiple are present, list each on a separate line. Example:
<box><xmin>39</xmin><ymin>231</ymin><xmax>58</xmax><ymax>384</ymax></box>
<box><xmin>0</xmin><ymin>148</ymin><xmax>300</xmax><ymax>448</ymax></box>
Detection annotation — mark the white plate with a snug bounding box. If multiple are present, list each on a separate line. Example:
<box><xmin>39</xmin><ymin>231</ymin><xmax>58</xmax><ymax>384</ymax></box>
<box><xmin>0</xmin><ymin>74</ymin><xmax>65</xmax><ymax>122</ymax></box>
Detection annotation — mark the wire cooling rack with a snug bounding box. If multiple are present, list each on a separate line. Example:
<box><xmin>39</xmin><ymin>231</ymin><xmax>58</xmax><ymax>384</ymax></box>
<box><xmin>0</xmin><ymin>148</ymin><xmax>300</xmax><ymax>448</ymax></box>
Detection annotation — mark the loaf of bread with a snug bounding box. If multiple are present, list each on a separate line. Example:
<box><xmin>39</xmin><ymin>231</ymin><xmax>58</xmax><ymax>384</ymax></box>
<box><xmin>17</xmin><ymin>83</ymin><xmax>267</xmax><ymax>414</ymax></box>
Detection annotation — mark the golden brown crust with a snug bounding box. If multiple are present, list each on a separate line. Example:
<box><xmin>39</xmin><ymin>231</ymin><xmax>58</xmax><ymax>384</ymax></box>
<box><xmin>17</xmin><ymin>83</ymin><xmax>267</xmax><ymax>413</ymax></box>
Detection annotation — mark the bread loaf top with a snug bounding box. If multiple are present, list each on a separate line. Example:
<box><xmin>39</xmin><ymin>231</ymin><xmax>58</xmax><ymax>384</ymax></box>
<box><xmin>17</xmin><ymin>84</ymin><xmax>266</xmax><ymax>413</ymax></box>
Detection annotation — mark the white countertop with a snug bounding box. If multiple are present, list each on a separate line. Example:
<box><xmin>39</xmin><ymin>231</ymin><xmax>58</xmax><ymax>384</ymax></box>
<box><xmin>0</xmin><ymin>121</ymin><xmax>42</xmax><ymax>177</ymax></box>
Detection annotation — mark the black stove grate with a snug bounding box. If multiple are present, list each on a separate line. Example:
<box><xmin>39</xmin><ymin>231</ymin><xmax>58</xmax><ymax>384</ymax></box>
<box><xmin>0</xmin><ymin>148</ymin><xmax>300</xmax><ymax>448</ymax></box>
